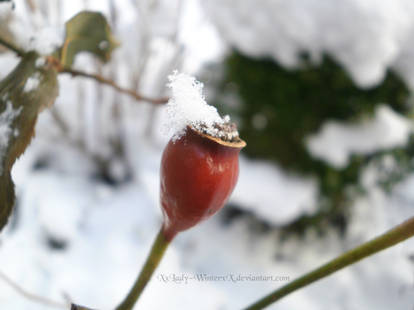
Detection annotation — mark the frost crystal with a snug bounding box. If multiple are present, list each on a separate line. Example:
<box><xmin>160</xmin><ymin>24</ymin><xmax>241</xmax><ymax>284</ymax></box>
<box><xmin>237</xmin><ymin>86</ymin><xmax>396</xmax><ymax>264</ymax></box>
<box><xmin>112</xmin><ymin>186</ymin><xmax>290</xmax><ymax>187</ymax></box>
<box><xmin>0</xmin><ymin>101</ymin><xmax>22</xmax><ymax>175</ymax></box>
<box><xmin>23</xmin><ymin>72</ymin><xmax>41</xmax><ymax>93</ymax></box>
<box><xmin>165</xmin><ymin>71</ymin><xmax>227</xmax><ymax>140</ymax></box>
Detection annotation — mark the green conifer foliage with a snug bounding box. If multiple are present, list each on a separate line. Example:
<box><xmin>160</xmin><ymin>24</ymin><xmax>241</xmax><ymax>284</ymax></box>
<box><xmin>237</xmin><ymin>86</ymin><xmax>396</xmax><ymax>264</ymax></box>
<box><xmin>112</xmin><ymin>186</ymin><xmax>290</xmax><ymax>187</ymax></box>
<box><xmin>217</xmin><ymin>51</ymin><xmax>411</xmax><ymax>233</ymax></box>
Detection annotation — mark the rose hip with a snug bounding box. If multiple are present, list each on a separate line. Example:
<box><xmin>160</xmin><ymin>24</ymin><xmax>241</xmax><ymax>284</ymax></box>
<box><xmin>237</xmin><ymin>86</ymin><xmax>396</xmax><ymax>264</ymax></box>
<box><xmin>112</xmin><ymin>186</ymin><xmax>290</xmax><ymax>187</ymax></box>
<box><xmin>116</xmin><ymin>72</ymin><xmax>246</xmax><ymax>310</ymax></box>
<box><xmin>160</xmin><ymin>126</ymin><xmax>246</xmax><ymax>241</ymax></box>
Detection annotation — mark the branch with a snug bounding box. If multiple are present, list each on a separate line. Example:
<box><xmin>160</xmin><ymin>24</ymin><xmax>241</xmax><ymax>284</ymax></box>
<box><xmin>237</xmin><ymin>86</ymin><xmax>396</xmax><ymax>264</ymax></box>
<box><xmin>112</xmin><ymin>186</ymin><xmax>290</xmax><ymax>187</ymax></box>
<box><xmin>244</xmin><ymin>216</ymin><xmax>414</xmax><ymax>310</ymax></box>
<box><xmin>0</xmin><ymin>37</ymin><xmax>25</xmax><ymax>57</ymax></box>
<box><xmin>0</xmin><ymin>36</ymin><xmax>168</xmax><ymax>105</ymax></box>
<box><xmin>58</xmin><ymin>66</ymin><xmax>169</xmax><ymax>105</ymax></box>
<box><xmin>0</xmin><ymin>270</ymin><xmax>69</xmax><ymax>309</ymax></box>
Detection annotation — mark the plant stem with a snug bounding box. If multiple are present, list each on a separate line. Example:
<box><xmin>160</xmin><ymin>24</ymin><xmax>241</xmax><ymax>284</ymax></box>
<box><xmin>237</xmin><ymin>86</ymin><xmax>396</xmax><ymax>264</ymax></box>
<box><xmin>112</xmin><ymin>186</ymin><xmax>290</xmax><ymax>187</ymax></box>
<box><xmin>58</xmin><ymin>67</ymin><xmax>168</xmax><ymax>105</ymax></box>
<box><xmin>0</xmin><ymin>37</ymin><xmax>25</xmax><ymax>57</ymax></box>
<box><xmin>0</xmin><ymin>34</ymin><xmax>168</xmax><ymax>105</ymax></box>
<box><xmin>244</xmin><ymin>216</ymin><xmax>414</xmax><ymax>310</ymax></box>
<box><xmin>0</xmin><ymin>270</ymin><xmax>68</xmax><ymax>309</ymax></box>
<box><xmin>116</xmin><ymin>227</ymin><xmax>170</xmax><ymax>310</ymax></box>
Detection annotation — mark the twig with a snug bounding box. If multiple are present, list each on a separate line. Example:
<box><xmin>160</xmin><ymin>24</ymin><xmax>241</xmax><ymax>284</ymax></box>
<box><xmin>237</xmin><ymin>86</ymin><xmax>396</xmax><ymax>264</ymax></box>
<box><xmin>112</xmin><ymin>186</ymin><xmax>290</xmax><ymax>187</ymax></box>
<box><xmin>0</xmin><ymin>37</ymin><xmax>168</xmax><ymax>105</ymax></box>
<box><xmin>58</xmin><ymin>66</ymin><xmax>169</xmax><ymax>105</ymax></box>
<box><xmin>0</xmin><ymin>270</ymin><xmax>69</xmax><ymax>309</ymax></box>
<box><xmin>0</xmin><ymin>37</ymin><xmax>25</xmax><ymax>57</ymax></box>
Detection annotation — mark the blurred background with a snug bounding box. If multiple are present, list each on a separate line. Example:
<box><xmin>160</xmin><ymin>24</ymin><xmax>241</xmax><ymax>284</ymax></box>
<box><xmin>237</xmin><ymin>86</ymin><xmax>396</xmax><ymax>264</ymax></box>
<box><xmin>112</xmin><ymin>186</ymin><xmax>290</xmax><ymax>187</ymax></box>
<box><xmin>1</xmin><ymin>0</ymin><xmax>414</xmax><ymax>309</ymax></box>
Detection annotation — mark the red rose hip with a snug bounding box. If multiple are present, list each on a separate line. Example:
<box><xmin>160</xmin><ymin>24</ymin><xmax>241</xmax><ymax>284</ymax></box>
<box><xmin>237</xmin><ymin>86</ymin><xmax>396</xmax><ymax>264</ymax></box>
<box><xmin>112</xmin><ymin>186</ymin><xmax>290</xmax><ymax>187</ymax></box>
<box><xmin>116</xmin><ymin>72</ymin><xmax>246</xmax><ymax>310</ymax></box>
<box><xmin>160</xmin><ymin>126</ymin><xmax>246</xmax><ymax>241</ymax></box>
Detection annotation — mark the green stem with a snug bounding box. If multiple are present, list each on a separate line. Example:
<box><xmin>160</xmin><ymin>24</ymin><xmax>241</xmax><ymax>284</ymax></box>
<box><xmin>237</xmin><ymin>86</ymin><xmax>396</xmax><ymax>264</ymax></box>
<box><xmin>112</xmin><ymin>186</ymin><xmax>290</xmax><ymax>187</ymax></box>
<box><xmin>0</xmin><ymin>37</ymin><xmax>25</xmax><ymax>57</ymax></box>
<box><xmin>116</xmin><ymin>227</ymin><xmax>170</xmax><ymax>310</ymax></box>
<box><xmin>244</xmin><ymin>216</ymin><xmax>414</xmax><ymax>310</ymax></box>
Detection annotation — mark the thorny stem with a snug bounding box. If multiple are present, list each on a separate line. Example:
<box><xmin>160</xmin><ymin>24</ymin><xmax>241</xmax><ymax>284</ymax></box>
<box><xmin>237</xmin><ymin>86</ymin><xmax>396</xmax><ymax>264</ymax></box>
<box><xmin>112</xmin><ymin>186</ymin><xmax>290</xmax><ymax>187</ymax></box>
<box><xmin>244</xmin><ymin>216</ymin><xmax>414</xmax><ymax>310</ymax></box>
<box><xmin>0</xmin><ymin>37</ymin><xmax>25</xmax><ymax>57</ymax></box>
<box><xmin>116</xmin><ymin>227</ymin><xmax>171</xmax><ymax>310</ymax></box>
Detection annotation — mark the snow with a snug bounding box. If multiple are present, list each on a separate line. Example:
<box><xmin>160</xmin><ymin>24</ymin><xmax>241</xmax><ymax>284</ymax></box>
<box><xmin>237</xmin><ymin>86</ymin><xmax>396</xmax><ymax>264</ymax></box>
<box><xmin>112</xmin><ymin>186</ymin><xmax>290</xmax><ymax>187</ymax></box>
<box><xmin>11</xmin><ymin>24</ymin><xmax>63</xmax><ymax>56</ymax></box>
<box><xmin>27</xmin><ymin>27</ymin><xmax>63</xmax><ymax>55</ymax></box>
<box><xmin>98</xmin><ymin>40</ymin><xmax>109</xmax><ymax>51</ymax></box>
<box><xmin>202</xmin><ymin>0</ymin><xmax>414</xmax><ymax>88</ymax></box>
<box><xmin>0</xmin><ymin>54</ymin><xmax>18</xmax><ymax>80</ymax></box>
<box><xmin>306</xmin><ymin>105</ymin><xmax>412</xmax><ymax>169</ymax></box>
<box><xmin>6</xmin><ymin>0</ymin><xmax>62</xmax><ymax>56</ymax></box>
<box><xmin>231</xmin><ymin>157</ymin><xmax>318</xmax><ymax>225</ymax></box>
<box><xmin>178</xmin><ymin>0</ymin><xmax>224</xmax><ymax>73</ymax></box>
<box><xmin>23</xmin><ymin>72</ymin><xmax>41</xmax><ymax>93</ymax></box>
<box><xmin>165</xmin><ymin>71</ymin><xmax>227</xmax><ymax>140</ymax></box>
<box><xmin>0</xmin><ymin>101</ymin><xmax>22</xmax><ymax>175</ymax></box>
<box><xmin>0</xmin><ymin>129</ymin><xmax>412</xmax><ymax>310</ymax></box>
<box><xmin>0</xmin><ymin>1</ymin><xmax>13</xmax><ymax>19</ymax></box>
<box><xmin>35</xmin><ymin>57</ymin><xmax>46</xmax><ymax>69</ymax></box>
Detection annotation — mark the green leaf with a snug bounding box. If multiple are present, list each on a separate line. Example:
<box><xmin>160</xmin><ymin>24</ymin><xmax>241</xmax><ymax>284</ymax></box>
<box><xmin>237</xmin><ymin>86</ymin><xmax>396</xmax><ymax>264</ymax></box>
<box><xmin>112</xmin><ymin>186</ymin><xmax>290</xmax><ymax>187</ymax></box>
<box><xmin>0</xmin><ymin>52</ymin><xmax>59</xmax><ymax>231</ymax></box>
<box><xmin>60</xmin><ymin>11</ymin><xmax>119</xmax><ymax>67</ymax></box>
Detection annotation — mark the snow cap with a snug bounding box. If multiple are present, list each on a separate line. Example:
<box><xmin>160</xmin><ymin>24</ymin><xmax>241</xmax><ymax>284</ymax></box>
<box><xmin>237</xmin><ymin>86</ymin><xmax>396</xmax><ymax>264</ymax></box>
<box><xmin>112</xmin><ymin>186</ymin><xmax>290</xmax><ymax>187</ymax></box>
<box><xmin>165</xmin><ymin>71</ymin><xmax>240</xmax><ymax>143</ymax></box>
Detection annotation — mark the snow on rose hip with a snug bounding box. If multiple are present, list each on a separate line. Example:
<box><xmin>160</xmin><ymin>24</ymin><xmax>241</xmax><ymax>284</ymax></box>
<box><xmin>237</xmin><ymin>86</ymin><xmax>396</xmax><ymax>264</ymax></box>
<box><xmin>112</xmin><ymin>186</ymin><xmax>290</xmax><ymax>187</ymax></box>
<box><xmin>116</xmin><ymin>72</ymin><xmax>245</xmax><ymax>310</ymax></box>
<box><xmin>160</xmin><ymin>71</ymin><xmax>245</xmax><ymax>240</ymax></box>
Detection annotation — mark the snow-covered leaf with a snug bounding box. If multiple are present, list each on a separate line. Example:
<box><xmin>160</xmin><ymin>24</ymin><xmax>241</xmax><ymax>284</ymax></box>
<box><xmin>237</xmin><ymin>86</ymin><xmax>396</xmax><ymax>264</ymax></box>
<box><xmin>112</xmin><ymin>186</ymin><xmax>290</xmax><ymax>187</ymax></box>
<box><xmin>0</xmin><ymin>52</ymin><xmax>58</xmax><ymax>231</ymax></box>
<box><xmin>59</xmin><ymin>11</ymin><xmax>119</xmax><ymax>67</ymax></box>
